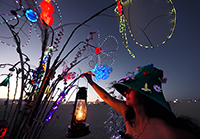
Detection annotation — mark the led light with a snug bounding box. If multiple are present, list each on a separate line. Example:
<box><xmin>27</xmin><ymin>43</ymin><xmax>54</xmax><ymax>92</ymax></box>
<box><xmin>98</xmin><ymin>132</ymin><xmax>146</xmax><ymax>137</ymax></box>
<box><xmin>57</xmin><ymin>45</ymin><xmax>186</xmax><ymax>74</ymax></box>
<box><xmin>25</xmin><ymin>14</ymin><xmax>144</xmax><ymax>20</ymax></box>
<box><xmin>25</xmin><ymin>9</ymin><xmax>38</xmax><ymax>23</ymax></box>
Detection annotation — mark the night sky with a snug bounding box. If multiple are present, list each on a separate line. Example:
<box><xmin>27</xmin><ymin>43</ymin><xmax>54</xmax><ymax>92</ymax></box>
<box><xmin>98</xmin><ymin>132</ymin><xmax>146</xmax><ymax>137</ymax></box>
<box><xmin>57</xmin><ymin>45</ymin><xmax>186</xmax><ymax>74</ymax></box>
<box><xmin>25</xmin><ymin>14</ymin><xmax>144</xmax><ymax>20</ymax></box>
<box><xmin>0</xmin><ymin>0</ymin><xmax>200</xmax><ymax>102</ymax></box>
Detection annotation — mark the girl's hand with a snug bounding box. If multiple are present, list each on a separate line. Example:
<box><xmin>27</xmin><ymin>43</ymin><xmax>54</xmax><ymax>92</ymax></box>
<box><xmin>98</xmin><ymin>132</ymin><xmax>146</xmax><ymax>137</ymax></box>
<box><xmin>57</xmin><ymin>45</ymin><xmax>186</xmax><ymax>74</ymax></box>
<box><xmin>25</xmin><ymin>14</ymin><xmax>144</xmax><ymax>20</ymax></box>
<box><xmin>82</xmin><ymin>72</ymin><xmax>94</xmax><ymax>84</ymax></box>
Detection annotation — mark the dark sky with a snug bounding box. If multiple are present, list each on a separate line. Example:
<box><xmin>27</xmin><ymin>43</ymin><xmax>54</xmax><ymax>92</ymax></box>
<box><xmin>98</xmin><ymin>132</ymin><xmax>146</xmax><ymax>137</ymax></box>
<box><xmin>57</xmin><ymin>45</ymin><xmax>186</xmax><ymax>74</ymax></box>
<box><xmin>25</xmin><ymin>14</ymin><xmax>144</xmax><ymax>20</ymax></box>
<box><xmin>0</xmin><ymin>0</ymin><xmax>200</xmax><ymax>101</ymax></box>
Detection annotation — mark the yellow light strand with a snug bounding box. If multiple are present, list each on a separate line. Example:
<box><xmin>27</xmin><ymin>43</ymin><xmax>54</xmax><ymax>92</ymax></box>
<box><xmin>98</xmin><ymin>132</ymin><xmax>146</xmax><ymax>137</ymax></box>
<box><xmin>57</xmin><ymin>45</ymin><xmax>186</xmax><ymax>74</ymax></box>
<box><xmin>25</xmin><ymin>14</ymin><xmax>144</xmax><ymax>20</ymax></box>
<box><xmin>113</xmin><ymin>0</ymin><xmax>177</xmax><ymax>58</ymax></box>
<box><xmin>124</xmin><ymin>0</ymin><xmax>176</xmax><ymax>49</ymax></box>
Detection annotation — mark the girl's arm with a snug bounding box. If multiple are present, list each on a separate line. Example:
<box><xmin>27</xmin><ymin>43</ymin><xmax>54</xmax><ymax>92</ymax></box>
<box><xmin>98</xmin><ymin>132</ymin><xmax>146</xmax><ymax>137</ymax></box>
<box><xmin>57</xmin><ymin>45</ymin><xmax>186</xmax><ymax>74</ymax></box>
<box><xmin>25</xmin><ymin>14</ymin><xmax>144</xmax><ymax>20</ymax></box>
<box><xmin>84</xmin><ymin>73</ymin><xmax>127</xmax><ymax>115</ymax></box>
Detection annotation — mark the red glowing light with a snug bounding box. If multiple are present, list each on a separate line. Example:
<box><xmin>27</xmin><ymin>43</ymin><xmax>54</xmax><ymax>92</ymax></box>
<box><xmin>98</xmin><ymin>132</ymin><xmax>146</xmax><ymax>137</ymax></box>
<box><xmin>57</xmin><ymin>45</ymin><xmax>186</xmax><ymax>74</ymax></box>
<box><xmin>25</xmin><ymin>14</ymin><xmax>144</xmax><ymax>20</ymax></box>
<box><xmin>117</xmin><ymin>0</ymin><xmax>122</xmax><ymax>15</ymax></box>
<box><xmin>40</xmin><ymin>12</ymin><xmax>54</xmax><ymax>26</ymax></box>
<box><xmin>143</xmin><ymin>71</ymin><xmax>149</xmax><ymax>75</ymax></box>
<box><xmin>0</xmin><ymin>128</ymin><xmax>7</xmax><ymax>138</ymax></box>
<box><xmin>40</xmin><ymin>1</ymin><xmax>54</xmax><ymax>14</ymax></box>
<box><xmin>40</xmin><ymin>0</ymin><xmax>54</xmax><ymax>26</ymax></box>
<box><xmin>0</xmin><ymin>121</ymin><xmax>8</xmax><ymax>138</ymax></box>
<box><xmin>95</xmin><ymin>47</ymin><xmax>101</xmax><ymax>55</ymax></box>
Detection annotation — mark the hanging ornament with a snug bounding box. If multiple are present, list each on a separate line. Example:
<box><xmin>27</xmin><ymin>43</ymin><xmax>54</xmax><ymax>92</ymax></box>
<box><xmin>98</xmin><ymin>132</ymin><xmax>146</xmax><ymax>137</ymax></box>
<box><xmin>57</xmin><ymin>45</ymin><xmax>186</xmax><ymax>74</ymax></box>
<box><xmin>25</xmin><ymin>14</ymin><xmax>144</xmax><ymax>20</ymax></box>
<box><xmin>62</xmin><ymin>68</ymin><xmax>76</xmax><ymax>82</ymax></box>
<box><xmin>85</xmin><ymin>30</ymin><xmax>119</xmax><ymax>69</ymax></box>
<box><xmin>25</xmin><ymin>9</ymin><xmax>38</xmax><ymax>23</ymax></box>
<box><xmin>95</xmin><ymin>47</ymin><xmax>101</xmax><ymax>55</ymax></box>
<box><xmin>91</xmin><ymin>64</ymin><xmax>113</xmax><ymax>81</ymax></box>
<box><xmin>40</xmin><ymin>0</ymin><xmax>54</xmax><ymax>26</ymax></box>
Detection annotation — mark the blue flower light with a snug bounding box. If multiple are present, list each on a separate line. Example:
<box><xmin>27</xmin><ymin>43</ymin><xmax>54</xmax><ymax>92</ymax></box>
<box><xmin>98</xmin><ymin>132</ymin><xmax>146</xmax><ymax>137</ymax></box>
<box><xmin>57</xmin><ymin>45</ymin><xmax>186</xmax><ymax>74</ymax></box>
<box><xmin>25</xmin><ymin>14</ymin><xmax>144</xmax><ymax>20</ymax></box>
<box><xmin>25</xmin><ymin>9</ymin><xmax>38</xmax><ymax>23</ymax></box>
<box><xmin>91</xmin><ymin>64</ymin><xmax>113</xmax><ymax>81</ymax></box>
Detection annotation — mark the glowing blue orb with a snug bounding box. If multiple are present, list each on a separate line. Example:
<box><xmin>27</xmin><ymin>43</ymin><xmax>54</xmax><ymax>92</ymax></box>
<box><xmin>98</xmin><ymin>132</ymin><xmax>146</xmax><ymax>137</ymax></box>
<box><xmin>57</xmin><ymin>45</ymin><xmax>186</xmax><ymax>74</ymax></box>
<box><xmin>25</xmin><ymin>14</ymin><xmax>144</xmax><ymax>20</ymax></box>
<box><xmin>91</xmin><ymin>64</ymin><xmax>113</xmax><ymax>81</ymax></box>
<box><xmin>25</xmin><ymin>9</ymin><xmax>38</xmax><ymax>23</ymax></box>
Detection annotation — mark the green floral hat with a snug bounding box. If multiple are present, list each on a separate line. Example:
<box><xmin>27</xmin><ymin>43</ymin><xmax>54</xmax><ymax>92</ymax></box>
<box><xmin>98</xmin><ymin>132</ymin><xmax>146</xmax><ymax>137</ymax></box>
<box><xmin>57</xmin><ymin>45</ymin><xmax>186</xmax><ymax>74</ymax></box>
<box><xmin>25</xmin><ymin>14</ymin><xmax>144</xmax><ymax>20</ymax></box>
<box><xmin>114</xmin><ymin>64</ymin><xmax>174</xmax><ymax>114</ymax></box>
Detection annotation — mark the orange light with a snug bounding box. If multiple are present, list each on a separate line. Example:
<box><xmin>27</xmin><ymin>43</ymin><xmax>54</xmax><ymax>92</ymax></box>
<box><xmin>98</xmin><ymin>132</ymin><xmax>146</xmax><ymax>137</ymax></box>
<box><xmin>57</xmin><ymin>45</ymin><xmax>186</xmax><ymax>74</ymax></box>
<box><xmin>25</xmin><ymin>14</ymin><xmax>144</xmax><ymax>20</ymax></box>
<box><xmin>40</xmin><ymin>0</ymin><xmax>54</xmax><ymax>26</ymax></box>
<box><xmin>40</xmin><ymin>1</ymin><xmax>54</xmax><ymax>14</ymax></box>
<box><xmin>75</xmin><ymin>100</ymin><xmax>87</xmax><ymax>121</ymax></box>
<box><xmin>40</xmin><ymin>11</ymin><xmax>54</xmax><ymax>26</ymax></box>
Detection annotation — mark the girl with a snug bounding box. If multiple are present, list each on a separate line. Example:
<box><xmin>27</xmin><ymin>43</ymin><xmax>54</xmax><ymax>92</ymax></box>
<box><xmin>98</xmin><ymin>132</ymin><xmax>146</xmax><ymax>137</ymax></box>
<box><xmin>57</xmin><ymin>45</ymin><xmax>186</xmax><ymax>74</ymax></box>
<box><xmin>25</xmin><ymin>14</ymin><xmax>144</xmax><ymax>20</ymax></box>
<box><xmin>84</xmin><ymin>65</ymin><xmax>200</xmax><ymax>139</ymax></box>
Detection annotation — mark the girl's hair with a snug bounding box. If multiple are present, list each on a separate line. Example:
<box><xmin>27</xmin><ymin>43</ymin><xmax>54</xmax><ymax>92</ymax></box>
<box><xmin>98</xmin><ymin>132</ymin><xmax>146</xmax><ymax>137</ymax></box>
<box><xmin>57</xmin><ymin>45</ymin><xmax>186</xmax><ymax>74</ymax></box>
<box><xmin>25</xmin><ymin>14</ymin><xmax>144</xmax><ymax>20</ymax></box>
<box><xmin>125</xmin><ymin>92</ymin><xmax>200</xmax><ymax>138</ymax></box>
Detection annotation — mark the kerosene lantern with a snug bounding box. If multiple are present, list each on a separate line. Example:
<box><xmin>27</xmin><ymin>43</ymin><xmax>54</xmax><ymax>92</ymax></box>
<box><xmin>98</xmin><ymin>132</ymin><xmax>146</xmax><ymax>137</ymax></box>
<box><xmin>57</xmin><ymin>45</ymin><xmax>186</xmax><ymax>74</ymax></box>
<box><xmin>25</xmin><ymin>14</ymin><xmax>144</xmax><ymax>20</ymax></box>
<box><xmin>65</xmin><ymin>87</ymin><xmax>90</xmax><ymax>138</ymax></box>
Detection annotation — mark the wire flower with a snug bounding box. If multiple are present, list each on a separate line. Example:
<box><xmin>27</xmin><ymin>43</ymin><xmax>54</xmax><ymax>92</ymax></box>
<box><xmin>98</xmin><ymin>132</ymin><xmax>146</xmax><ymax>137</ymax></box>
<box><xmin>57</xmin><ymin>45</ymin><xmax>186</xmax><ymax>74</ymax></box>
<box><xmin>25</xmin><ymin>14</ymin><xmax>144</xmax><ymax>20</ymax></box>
<box><xmin>84</xmin><ymin>30</ymin><xmax>119</xmax><ymax>69</ymax></box>
<box><xmin>114</xmin><ymin>0</ymin><xmax>176</xmax><ymax>58</ymax></box>
<box><xmin>0</xmin><ymin>0</ymin><xmax>63</xmax><ymax>52</ymax></box>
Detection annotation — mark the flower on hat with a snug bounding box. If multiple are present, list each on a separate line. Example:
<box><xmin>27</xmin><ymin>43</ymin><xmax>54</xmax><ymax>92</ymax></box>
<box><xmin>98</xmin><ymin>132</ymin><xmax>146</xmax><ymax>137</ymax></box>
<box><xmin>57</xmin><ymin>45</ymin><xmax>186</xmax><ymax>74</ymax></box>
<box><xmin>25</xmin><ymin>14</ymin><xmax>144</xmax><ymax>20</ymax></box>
<box><xmin>159</xmin><ymin>77</ymin><xmax>167</xmax><ymax>84</ymax></box>
<box><xmin>136</xmin><ymin>66</ymin><xmax>141</xmax><ymax>71</ymax></box>
<box><xmin>153</xmin><ymin>85</ymin><xmax>162</xmax><ymax>93</ymax></box>
<box><xmin>143</xmin><ymin>71</ymin><xmax>149</xmax><ymax>75</ymax></box>
<box><xmin>141</xmin><ymin>83</ymin><xmax>151</xmax><ymax>92</ymax></box>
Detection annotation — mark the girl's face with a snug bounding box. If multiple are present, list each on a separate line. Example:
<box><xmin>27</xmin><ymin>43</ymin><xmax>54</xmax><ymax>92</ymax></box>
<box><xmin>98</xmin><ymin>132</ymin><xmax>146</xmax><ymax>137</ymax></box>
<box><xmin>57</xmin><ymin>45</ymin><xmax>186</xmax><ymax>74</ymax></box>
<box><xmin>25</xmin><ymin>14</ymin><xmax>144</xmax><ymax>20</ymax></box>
<box><xmin>124</xmin><ymin>87</ymin><xmax>143</xmax><ymax>107</ymax></box>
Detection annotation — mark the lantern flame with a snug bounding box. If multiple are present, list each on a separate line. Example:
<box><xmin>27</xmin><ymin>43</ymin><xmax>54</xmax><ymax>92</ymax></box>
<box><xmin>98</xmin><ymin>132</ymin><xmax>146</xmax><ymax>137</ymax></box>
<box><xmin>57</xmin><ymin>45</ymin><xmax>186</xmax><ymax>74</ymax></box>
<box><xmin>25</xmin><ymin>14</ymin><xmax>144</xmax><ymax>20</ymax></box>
<box><xmin>75</xmin><ymin>100</ymin><xmax>87</xmax><ymax>121</ymax></box>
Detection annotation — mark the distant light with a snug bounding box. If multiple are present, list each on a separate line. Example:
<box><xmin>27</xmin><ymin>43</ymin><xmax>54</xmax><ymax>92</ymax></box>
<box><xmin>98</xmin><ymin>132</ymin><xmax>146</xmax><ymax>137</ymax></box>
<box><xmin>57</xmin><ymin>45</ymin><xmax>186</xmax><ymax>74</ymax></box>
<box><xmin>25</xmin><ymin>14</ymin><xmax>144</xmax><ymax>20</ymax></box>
<box><xmin>25</xmin><ymin>9</ymin><xmax>38</xmax><ymax>23</ymax></box>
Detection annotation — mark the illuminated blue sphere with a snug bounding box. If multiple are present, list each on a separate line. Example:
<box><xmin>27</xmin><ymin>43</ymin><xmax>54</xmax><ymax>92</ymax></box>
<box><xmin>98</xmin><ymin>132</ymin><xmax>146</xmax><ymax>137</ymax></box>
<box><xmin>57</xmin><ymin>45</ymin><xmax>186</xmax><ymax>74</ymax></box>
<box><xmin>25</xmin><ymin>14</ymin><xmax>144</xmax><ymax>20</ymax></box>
<box><xmin>25</xmin><ymin>9</ymin><xmax>38</xmax><ymax>23</ymax></box>
<box><xmin>91</xmin><ymin>64</ymin><xmax>113</xmax><ymax>81</ymax></box>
